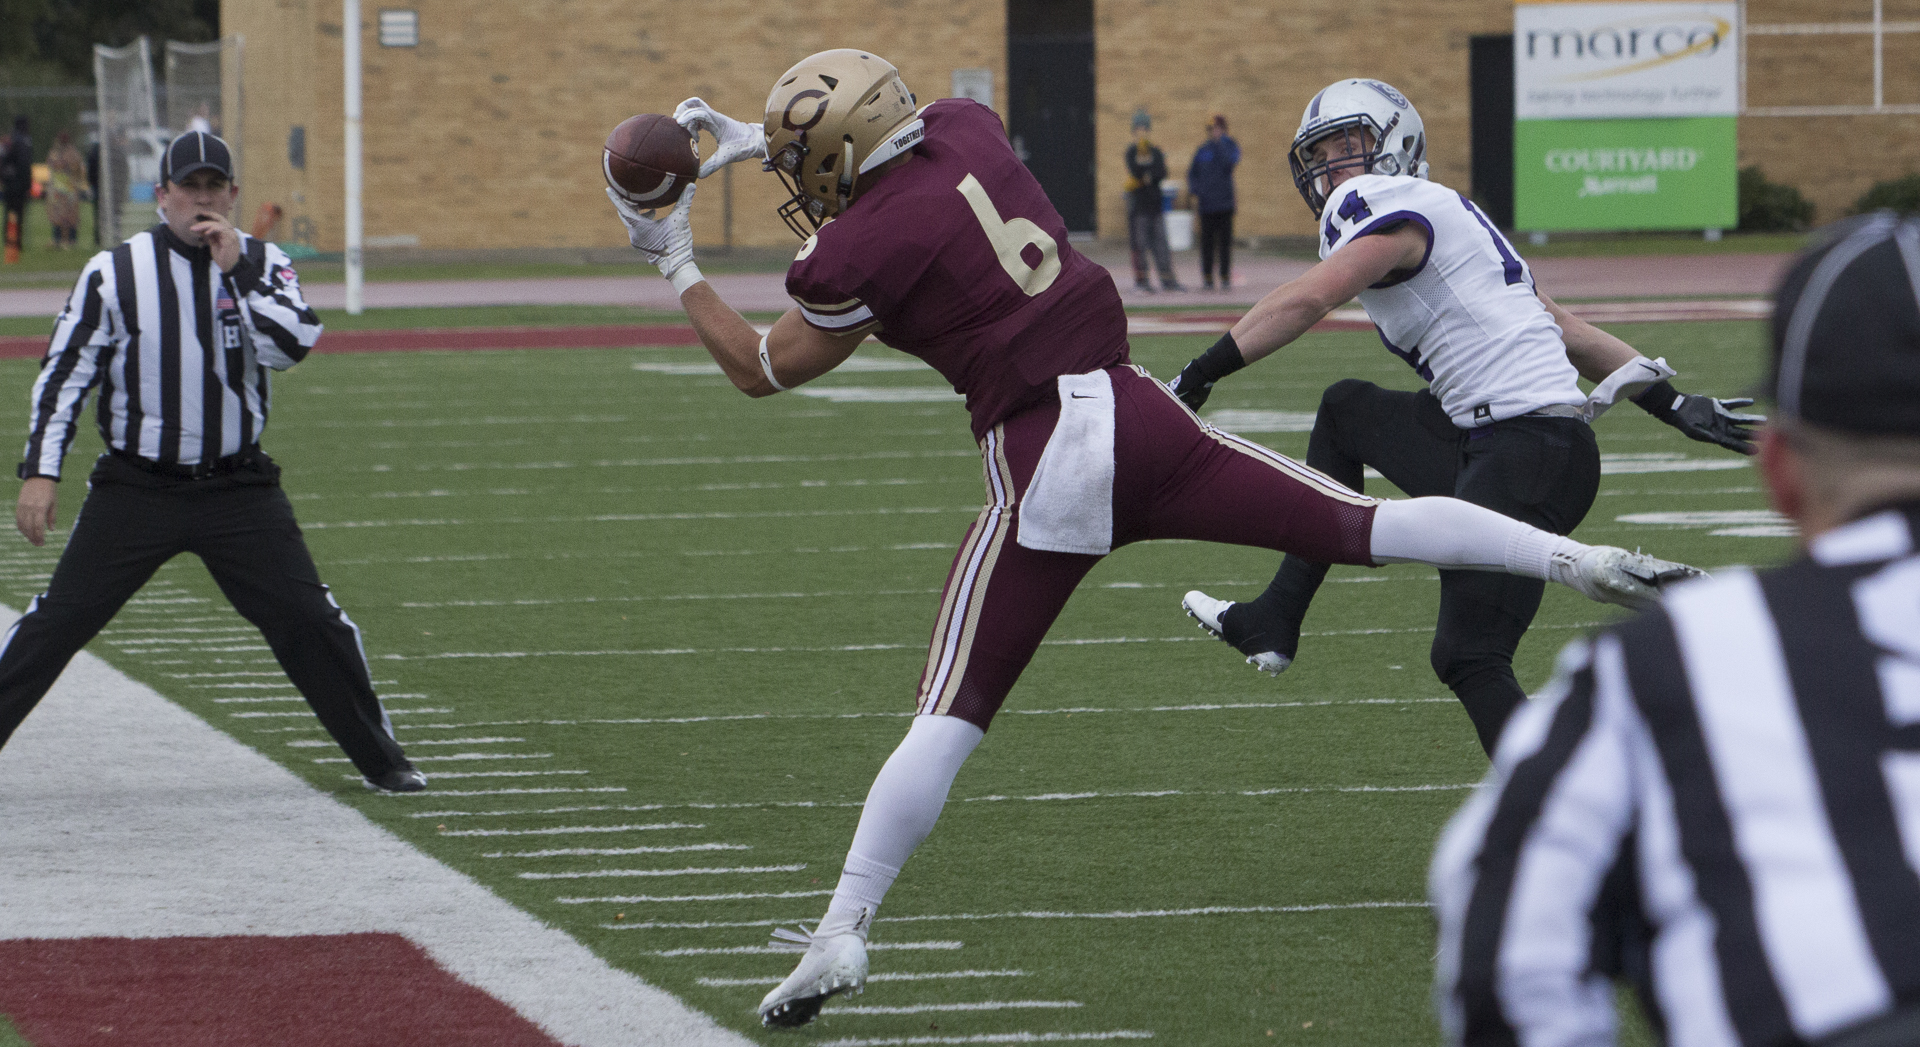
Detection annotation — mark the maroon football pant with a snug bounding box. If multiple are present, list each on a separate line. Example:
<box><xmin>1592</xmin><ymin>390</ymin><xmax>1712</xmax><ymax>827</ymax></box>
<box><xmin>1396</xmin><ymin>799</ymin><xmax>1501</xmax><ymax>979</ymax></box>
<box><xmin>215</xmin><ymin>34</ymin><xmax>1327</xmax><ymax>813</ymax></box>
<box><xmin>917</xmin><ymin>365</ymin><xmax>1377</xmax><ymax>728</ymax></box>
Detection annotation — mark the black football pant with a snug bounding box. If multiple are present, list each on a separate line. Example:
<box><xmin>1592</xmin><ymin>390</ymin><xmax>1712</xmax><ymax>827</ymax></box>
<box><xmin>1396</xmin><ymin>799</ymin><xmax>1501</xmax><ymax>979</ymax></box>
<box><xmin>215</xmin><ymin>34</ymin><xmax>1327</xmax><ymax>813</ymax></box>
<box><xmin>1198</xmin><ymin>210</ymin><xmax>1234</xmax><ymax>285</ymax></box>
<box><xmin>1245</xmin><ymin>380</ymin><xmax>1600</xmax><ymax>755</ymax></box>
<box><xmin>0</xmin><ymin>453</ymin><xmax>410</xmax><ymax>778</ymax></box>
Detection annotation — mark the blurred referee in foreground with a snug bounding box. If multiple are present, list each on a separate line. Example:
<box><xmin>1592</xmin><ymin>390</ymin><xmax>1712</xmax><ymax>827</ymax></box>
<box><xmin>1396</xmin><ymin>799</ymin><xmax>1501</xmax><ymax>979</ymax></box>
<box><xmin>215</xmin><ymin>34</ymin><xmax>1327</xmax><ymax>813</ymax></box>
<box><xmin>0</xmin><ymin>131</ymin><xmax>425</xmax><ymax>793</ymax></box>
<box><xmin>1431</xmin><ymin>211</ymin><xmax>1920</xmax><ymax>1047</ymax></box>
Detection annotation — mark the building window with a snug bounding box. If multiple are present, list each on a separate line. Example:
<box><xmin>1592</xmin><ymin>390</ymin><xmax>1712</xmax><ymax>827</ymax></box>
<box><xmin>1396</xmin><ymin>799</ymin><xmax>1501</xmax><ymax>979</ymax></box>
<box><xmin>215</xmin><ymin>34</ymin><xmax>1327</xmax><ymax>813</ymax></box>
<box><xmin>378</xmin><ymin>9</ymin><xmax>419</xmax><ymax>47</ymax></box>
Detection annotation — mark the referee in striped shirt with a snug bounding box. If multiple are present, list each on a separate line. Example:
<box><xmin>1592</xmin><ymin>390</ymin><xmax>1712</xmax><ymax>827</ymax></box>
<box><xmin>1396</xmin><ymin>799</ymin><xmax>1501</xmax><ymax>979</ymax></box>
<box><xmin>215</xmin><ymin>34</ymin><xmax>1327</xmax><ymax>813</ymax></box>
<box><xmin>0</xmin><ymin>131</ymin><xmax>424</xmax><ymax>793</ymax></box>
<box><xmin>1431</xmin><ymin>211</ymin><xmax>1920</xmax><ymax>1047</ymax></box>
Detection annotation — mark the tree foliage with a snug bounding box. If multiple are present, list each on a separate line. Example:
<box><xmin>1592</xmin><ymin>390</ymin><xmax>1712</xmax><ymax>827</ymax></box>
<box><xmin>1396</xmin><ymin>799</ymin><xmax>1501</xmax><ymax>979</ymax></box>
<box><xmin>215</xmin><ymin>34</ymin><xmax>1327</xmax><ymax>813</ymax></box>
<box><xmin>2</xmin><ymin>0</ymin><xmax>219</xmax><ymax>84</ymax></box>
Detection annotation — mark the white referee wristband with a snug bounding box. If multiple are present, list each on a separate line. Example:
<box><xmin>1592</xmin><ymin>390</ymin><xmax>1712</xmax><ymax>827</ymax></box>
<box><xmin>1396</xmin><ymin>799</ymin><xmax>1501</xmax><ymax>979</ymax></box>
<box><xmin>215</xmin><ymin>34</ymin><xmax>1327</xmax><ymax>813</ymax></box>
<box><xmin>667</xmin><ymin>262</ymin><xmax>706</xmax><ymax>296</ymax></box>
<box><xmin>758</xmin><ymin>332</ymin><xmax>788</xmax><ymax>392</ymax></box>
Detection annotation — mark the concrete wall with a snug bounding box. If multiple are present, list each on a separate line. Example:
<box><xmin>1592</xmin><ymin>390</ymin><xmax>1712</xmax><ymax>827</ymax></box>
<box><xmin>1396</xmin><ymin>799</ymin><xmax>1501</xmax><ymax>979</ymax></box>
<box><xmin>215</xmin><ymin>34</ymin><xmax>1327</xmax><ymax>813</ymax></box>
<box><xmin>225</xmin><ymin>0</ymin><xmax>1920</xmax><ymax>251</ymax></box>
<box><xmin>226</xmin><ymin>0</ymin><xmax>1004</xmax><ymax>253</ymax></box>
<box><xmin>1093</xmin><ymin>0</ymin><xmax>1512</xmax><ymax>241</ymax></box>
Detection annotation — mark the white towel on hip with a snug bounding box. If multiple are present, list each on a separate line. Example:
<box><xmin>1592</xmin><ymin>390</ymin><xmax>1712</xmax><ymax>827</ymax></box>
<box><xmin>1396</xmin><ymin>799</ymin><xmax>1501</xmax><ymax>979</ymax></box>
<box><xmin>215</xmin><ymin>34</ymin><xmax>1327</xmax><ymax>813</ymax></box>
<box><xmin>1017</xmin><ymin>370</ymin><xmax>1116</xmax><ymax>555</ymax></box>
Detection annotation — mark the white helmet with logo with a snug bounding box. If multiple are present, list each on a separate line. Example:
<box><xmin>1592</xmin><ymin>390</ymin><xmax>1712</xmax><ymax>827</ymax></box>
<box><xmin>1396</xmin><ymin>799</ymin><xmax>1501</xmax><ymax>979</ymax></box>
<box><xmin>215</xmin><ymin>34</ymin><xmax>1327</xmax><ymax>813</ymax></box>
<box><xmin>1288</xmin><ymin>78</ymin><xmax>1429</xmax><ymax>216</ymax></box>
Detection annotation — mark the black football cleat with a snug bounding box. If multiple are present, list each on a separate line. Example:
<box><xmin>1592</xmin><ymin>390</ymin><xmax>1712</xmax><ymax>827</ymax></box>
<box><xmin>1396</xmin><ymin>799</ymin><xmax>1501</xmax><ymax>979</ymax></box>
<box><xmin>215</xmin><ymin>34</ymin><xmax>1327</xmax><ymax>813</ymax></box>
<box><xmin>363</xmin><ymin>764</ymin><xmax>428</xmax><ymax>793</ymax></box>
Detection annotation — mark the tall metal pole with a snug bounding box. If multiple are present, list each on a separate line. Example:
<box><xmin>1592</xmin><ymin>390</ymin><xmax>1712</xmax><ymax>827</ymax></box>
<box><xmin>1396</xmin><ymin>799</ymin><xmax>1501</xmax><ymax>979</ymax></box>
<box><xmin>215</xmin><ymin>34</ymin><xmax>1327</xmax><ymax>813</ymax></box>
<box><xmin>343</xmin><ymin>0</ymin><xmax>364</xmax><ymax>314</ymax></box>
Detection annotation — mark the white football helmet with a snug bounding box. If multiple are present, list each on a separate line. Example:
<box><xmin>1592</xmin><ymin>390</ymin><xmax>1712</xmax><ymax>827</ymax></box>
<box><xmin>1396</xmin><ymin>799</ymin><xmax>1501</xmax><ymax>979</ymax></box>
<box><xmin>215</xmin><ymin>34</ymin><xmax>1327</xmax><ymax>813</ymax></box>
<box><xmin>1289</xmin><ymin>78</ymin><xmax>1429</xmax><ymax>216</ymax></box>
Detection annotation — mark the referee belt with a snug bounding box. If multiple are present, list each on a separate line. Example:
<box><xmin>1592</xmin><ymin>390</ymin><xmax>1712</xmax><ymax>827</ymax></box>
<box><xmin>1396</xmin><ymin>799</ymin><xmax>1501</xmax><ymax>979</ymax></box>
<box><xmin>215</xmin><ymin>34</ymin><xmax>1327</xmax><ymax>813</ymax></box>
<box><xmin>110</xmin><ymin>446</ymin><xmax>262</xmax><ymax>480</ymax></box>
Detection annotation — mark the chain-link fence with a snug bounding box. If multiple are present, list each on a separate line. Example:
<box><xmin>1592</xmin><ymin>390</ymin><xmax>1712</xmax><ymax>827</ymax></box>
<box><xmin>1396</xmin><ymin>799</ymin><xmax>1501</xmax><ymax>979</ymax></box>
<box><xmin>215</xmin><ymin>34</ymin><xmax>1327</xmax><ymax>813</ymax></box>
<box><xmin>93</xmin><ymin>37</ymin><xmax>161</xmax><ymax>246</ymax></box>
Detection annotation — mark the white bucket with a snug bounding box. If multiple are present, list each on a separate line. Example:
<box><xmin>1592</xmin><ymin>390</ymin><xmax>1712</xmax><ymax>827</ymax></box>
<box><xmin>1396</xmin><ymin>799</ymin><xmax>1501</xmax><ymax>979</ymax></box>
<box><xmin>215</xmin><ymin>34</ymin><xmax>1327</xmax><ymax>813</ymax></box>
<box><xmin>1164</xmin><ymin>209</ymin><xmax>1194</xmax><ymax>252</ymax></box>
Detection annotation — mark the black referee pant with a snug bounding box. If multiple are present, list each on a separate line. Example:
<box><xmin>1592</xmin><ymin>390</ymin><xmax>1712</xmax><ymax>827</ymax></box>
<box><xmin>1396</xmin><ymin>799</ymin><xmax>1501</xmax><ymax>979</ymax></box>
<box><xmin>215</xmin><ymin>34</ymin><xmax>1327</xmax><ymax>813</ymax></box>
<box><xmin>0</xmin><ymin>451</ymin><xmax>409</xmax><ymax>778</ymax></box>
<box><xmin>1247</xmin><ymin>380</ymin><xmax>1600</xmax><ymax>754</ymax></box>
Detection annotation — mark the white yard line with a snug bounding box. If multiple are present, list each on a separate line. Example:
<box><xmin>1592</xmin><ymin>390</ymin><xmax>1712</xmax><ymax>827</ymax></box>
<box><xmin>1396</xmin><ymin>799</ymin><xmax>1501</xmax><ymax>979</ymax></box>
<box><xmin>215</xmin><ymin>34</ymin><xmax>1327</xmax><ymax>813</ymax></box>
<box><xmin>485</xmin><ymin>843</ymin><xmax>748</xmax><ymax>858</ymax></box>
<box><xmin>440</xmin><ymin>821</ymin><xmax>703</xmax><ymax>837</ymax></box>
<box><xmin>395</xmin><ymin>695</ymin><xmax>1458</xmax><ymax>732</ymax></box>
<box><xmin>829</xmin><ymin>1002</ymin><xmax>1081</xmax><ymax>1015</ymax></box>
<box><xmin>818</xmin><ymin>1032</ymin><xmax>1152</xmax><ymax>1045</ymax></box>
<box><xmin>600</xmin><ymin>900</ymin><xmax>1428</xmax><ymax>931</ymax></box>
<box><xmin>559</xmin><ymin>889</ymin><xmax>834</xmax><ymax>904</ymax></box>
<box><xmin>0</xmin><ymin>605</ymin><xmax>752</xmax><ymax>1047</ymax></box>
<box><xmin>656</xmin><ymin>941</ymin><xmax>963</xmax><ymax>957</ymax></box>
<box><xmin>699</xmin><ymin>969</ymin><xmax>1026</xmax><ymax>988</ymax></box>
<box><xmin>517</xmin><ymin>864</ymin><xmax>806</xmax><ymax>881</ymax></box>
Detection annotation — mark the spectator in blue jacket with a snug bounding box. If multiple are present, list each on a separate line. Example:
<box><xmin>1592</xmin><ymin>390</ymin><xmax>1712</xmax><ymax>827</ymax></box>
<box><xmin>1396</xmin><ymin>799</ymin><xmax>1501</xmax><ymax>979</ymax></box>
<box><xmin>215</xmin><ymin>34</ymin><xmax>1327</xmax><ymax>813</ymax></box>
<box><xmin>1187</xmin><ymin>114</ymin><xmax>1240</xmax><ymax>291</ymax></box>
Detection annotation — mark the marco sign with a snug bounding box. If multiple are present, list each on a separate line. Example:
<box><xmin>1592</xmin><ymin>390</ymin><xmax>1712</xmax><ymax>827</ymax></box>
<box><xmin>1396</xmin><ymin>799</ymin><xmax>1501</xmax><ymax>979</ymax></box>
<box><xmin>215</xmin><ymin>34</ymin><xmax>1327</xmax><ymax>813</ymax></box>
<box><xmin>1513</xmin><ymin>0</ymin><xmax>1738</xmax><ymax>230</ymax></box>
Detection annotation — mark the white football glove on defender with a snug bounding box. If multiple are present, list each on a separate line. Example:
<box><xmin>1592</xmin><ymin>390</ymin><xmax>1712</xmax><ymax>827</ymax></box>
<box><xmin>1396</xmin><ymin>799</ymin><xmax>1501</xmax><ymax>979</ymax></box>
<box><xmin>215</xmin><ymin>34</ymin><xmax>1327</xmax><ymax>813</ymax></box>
<box><xmin>606</xmin><ymin>184</ymin><xmax>703</xmax><ymax>294</ymax></box>
<box><xmin>674</xmin><ymin>97</ymin><xmax>768</xmax><ymax>179</ymax></box>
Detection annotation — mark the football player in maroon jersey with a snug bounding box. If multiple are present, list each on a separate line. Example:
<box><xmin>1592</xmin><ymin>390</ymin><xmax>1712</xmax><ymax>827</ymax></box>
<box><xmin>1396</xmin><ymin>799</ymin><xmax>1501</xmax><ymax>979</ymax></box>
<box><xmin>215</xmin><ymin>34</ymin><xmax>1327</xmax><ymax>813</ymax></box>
<box><xmin>606</xmin><ymin>49</ymin><xmax>1700</xmax><ymax>1028</ymax></box>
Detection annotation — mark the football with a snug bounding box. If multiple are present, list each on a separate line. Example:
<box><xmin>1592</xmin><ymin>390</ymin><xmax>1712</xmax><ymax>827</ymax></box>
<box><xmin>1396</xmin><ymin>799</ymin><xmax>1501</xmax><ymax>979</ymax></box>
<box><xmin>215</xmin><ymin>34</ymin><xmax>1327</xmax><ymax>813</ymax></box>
<box><xmin>603</xmin><ymin>114</ymin><xmax>699</xmax><ymax>209</ymax></box>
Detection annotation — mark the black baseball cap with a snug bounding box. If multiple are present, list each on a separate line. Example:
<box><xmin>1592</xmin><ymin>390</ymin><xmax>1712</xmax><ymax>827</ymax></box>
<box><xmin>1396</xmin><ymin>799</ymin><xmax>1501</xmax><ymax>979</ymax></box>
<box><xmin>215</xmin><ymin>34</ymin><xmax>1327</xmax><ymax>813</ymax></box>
<box><xmin>1770</xmin><ymin>211</ymin><xmax>1920</xmax><ymax>436</ymax></box>
<box><xmin>160</xmin><ymin>130</ymin><xmax>234</xmax><ymax>184</ymax></box>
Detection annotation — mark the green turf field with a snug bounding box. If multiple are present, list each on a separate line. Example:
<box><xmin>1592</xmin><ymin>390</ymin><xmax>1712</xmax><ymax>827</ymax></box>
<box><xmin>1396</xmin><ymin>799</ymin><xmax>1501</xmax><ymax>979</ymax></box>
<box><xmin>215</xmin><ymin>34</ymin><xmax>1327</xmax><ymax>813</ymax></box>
<box><xmin>0</xmin><ymin>319</ymin><xmax>1786</xmax><ymax>1045</ymax></box>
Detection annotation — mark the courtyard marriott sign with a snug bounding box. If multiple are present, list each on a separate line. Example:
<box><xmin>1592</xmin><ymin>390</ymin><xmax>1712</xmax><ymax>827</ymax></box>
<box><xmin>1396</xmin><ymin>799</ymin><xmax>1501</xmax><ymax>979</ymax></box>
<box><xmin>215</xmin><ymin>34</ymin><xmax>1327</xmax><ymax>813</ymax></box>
<box><xmin>1514</xmin><ymin>0</ymin><xmax>1738</xmax><ymax>231</ymax></box>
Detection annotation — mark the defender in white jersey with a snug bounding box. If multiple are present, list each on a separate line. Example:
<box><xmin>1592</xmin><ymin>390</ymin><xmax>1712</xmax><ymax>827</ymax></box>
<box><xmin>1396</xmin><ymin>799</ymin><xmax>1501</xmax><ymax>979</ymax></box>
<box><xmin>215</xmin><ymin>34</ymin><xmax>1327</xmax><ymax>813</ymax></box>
<box><xmin>1168</xmin><ymin>79</ymin><xmax>1760</xmax><ymax>753</ymax></box>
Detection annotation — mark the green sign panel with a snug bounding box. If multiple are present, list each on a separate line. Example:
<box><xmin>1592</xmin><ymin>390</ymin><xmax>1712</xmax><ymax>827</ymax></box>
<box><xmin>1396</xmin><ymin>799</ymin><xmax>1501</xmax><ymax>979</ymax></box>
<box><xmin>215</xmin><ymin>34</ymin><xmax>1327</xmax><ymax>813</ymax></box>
<box><xmin>1514</xmin><ymin>116</ymin><xmax>1736</xmax><ymax>231</ymax></box>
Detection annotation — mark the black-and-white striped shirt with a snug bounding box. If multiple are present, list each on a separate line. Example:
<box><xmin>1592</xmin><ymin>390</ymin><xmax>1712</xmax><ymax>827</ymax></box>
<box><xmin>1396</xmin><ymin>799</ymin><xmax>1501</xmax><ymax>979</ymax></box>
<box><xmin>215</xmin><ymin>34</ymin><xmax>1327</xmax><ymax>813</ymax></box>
<box><xmin>19</xmin><ymin>225</ymin><xmax>322</xmax><ymax>479</ymax></box>
<box><xmin>1431</xmin><ymin>500</ymin><xmax>1920</xmax><ymax>1047</ymax></box>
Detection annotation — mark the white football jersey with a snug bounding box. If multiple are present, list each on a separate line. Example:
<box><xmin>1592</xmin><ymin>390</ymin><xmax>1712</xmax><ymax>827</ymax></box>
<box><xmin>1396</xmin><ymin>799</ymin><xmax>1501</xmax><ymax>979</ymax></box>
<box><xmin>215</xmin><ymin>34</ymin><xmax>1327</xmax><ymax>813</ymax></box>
<box><xmin>1319</xmin><ymin>174</ymin><xmax>1583</xmax><ymax>428</ymax></box>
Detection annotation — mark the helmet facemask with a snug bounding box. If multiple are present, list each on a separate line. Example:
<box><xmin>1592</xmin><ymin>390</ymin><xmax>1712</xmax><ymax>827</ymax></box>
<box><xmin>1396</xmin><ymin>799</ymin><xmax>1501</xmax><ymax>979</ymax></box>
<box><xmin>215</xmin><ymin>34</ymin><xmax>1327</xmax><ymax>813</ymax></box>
<box><xmin>767</xmin><ymin>131</ymin><xmax>838</xmax><ymax>238</ymax></box>
<box><xmin>762</xmin><ymin>50</ymin><xmax>925</xmax><ymax>239</ymax></box>
<box><xmin>1290</xmin><ymin>114</ymin><xmax>1401</xmax><ymax>217</ymax></box>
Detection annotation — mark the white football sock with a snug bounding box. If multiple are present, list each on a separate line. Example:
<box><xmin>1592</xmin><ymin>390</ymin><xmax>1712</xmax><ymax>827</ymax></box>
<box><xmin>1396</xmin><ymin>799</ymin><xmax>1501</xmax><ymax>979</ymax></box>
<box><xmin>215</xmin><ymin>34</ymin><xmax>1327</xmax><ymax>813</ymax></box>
<box><xmin>1368</xmin><ymin>497</ymin><xmax>1587</xmax><ymax>580</ymax></box>
<box><xmin>823</xmin><ymin>714</ymin><xmax>985</xmax><ymax>929</ymax></box>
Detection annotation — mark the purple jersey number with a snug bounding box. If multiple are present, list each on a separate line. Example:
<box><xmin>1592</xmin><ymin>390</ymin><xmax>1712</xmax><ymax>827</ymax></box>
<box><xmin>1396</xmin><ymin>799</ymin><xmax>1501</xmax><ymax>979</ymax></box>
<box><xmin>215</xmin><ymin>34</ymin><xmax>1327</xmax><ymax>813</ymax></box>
<box><xmin>1457</xmin><ymin>193</ymin><xmax>1524</xmax><ymax>286</ymax></box>
<box><xmin>1327</xmin><ymin>190</ymin><xmax>1374</xmax><ymax>247</ymax></box>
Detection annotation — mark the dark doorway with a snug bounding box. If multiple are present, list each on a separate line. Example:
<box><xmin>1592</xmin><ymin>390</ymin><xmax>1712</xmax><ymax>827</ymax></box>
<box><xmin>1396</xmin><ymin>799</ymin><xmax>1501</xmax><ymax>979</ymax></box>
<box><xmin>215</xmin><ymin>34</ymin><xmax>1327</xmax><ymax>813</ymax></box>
<box><xmin>1008</xmin><ymin>0</ymin><xmax>1096</xmax><ymax>233</ymax></box>
<box><xmin>1469</xmin><ymin>34</ymin><xmax>1515</xmax><ymax>229</ymax></box>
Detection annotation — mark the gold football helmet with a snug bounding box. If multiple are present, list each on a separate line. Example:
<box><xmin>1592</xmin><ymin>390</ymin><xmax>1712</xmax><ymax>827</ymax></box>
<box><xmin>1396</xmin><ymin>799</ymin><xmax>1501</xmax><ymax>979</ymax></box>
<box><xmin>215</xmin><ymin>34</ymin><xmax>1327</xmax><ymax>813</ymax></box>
<box><xmin>763</xmin><ymin>49</ymin><xmax>924</xmax><ymax>237</ymax></box>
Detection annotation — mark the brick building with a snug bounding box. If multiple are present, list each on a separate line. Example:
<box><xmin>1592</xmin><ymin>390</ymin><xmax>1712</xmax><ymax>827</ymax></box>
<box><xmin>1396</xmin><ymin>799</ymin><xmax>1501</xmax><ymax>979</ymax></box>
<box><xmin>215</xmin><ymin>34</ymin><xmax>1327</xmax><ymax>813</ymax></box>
<box><xmin>221</xmin><ymin>0</ymin><xmax>1920</xmax><ymax>253</ymax></box>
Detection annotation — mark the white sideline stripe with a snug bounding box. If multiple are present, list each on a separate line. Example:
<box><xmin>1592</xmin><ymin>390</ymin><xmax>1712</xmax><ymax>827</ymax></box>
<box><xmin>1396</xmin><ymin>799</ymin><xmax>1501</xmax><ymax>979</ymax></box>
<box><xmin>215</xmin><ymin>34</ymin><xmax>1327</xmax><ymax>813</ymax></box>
<box><xmin>441</xmin><ymin>822</ymin><xmax>703</xmax><ymax>837</ymax></box>
<box><xmin>654</xmin><ymin>941</ymin><xmax>962</xmax><ymax>957</ymax></box>
<box><xmin>600</xmin><ymin>900</ymin><xmax>1427</xmax><ymax>930</ymax></box>
<box><xmin>518</xmin><ymin>864</ymin><xmax>807</xmax><ymax>880</ymax></box>
<box><xmin>829</xmin><ymin>1001</ymin><xmax>1081</xmax><ymax>1015</ymax></box>
<box><xmin>486</xmin><ymin>843</ymin><xmax>748</xmax><ymax>859</ymax></box>
<box><xmin>699</xmin><ymin>969</ymin><xmax>1026</xmax><ymax>988</ymax></box>
<box><xmin>818</xmin><ymin>1033</ymin><xmax>1152</xmax><ymax>1045</ymax></box>
<box><xmin>561</xmin><ymin>890</ymin><xmax>836</xmax><ymax>905</ymax></box>
<box><xmin>401</xmin><ymin>695</ymin><xmax>1457</xmax><ymax>732</ymax></box>
<box><xmin>0</xmin><ymin>606</ymin><xmax>752</xmax><ymax>1047</ymax></box>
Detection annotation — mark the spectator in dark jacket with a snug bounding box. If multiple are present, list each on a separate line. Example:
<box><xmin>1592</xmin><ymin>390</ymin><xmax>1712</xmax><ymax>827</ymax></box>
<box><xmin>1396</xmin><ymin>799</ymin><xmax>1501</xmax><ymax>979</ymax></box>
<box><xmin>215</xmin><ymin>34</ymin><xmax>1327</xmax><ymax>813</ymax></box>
<box><xmin>1124</xmin><ymin>108</ymin><xmax>1182</xmax><ymax>293</ymax></box>
<box><xmin>1187</xmin><ymin>114</ymin><xmax>1240</xmax><ymax>290</ymax></box>
<box><xmin>1</xmin><ymin>116</ymin><xmax>31</xmax><ymax>264</ymax></box>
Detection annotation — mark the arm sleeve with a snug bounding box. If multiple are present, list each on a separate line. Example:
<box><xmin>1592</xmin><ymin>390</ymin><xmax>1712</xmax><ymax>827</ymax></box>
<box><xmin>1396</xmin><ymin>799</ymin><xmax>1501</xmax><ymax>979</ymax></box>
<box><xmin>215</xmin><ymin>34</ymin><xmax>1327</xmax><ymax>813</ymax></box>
<box><xmin>20</xmin><ymin>255</ymin><xmax>117</xmax><ymax>480</ymax></box>
<box><xmin>236</xmin><ymin>239</ymin><xmax>323</xmax><ymax>370</ymax></box>
<box><xmin>1431</xmin><ymin>634</ymin><xmax>1645</xmax><ymax>1047</ymax></box>
<box><xmin>785</xmin><ymin>229</ymin><xmax>881</xmax><ymax>335</ymax></box>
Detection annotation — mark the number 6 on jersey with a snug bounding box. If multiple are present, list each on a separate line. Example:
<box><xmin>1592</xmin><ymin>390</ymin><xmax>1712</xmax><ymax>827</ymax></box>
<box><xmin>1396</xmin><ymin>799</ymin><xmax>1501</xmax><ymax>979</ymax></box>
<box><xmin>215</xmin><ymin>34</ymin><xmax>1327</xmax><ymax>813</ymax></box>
<box><xmin>957</xmin><ymin>173</ymin><xmax>1061</xmax><ymax>297</ymax></box>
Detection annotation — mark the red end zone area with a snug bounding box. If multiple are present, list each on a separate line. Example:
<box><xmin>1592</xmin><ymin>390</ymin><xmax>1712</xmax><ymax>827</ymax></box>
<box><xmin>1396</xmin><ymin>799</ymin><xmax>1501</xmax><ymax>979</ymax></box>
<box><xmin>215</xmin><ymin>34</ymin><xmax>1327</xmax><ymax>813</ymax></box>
<box><xmin>0</xmin><ymin>934</ymin><xmax>563</xmax><ymax>1046</ymax></box>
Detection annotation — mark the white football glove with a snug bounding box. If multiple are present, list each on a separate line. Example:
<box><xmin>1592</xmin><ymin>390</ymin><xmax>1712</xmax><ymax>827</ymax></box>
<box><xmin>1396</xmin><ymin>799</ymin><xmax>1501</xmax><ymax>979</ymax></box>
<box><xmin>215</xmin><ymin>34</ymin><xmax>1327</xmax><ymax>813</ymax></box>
<box><xmin>674</xmin><ymin>96</ymin><xmax>767</xmax><ymax>179</ymax></box>
<box><xmin>606</xmin><ymin>184</ymin><xmax>701</xmax><ymax>291</ymax></box>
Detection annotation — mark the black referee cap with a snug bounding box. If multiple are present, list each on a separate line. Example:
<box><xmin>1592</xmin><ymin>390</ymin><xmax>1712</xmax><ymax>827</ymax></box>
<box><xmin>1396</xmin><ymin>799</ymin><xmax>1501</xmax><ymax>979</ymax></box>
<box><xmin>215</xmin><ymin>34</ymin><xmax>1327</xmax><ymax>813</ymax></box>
<box><xmin>160</xmin><ymin>130</ymin><xmax>234</xmax><ymax>184</ymax></box>
<box><xmin>1770</xmin><ymin>211</ymin><xmax>1920</xmax><ymax>436</ymax></box>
